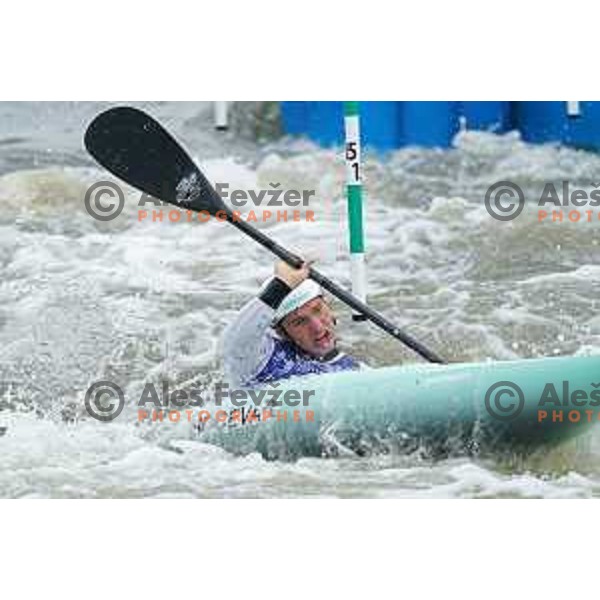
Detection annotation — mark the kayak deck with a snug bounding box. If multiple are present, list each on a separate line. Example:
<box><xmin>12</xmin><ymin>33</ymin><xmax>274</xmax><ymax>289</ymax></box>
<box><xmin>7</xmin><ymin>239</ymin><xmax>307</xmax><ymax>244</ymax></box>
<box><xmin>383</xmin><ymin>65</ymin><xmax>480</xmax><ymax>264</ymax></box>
<box><xmin>199</xmin><ymin>355</ymin><xmax>600</xmax><ymax>460</ymax></box>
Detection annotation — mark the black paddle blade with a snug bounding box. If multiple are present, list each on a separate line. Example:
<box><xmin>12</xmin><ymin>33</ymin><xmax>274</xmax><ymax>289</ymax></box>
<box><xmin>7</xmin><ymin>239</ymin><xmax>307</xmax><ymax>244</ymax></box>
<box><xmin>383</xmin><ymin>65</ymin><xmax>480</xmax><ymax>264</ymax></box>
<box><xmin>84</xmin><ymin>106</ymin><xmax>226</xmax><ymax>215</ymax></box>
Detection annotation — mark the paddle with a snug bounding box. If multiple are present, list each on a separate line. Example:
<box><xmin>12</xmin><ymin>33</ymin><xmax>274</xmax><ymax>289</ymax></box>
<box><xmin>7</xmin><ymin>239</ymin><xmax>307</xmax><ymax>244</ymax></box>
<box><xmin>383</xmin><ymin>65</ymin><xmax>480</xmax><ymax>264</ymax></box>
<box><xmin>84</xmin><ymin>106</ymin><xmax>445</xmax><ymax>364</ymax></box>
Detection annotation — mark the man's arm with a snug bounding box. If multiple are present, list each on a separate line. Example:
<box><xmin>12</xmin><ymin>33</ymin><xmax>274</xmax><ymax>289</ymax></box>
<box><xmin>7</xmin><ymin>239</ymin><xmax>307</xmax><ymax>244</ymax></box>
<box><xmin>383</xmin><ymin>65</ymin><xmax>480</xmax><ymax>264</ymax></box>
<box><xmin>221</xmin><ymin>261</ymin><xmax>311</xmax><ymax>387</ymax></box>
<box><xmin>221</xmin><ymin>278</ymin><xmax>291</xmax><ymax>388</ymax></box>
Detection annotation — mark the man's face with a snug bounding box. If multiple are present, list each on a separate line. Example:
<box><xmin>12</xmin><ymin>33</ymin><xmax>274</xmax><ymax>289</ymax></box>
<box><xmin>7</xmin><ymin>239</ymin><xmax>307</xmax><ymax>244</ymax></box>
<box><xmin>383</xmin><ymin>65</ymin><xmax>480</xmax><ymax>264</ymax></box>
<box><xmin>280</xmin><ymin>297</ymin><xmax>337</xmax><ymax>358</ymax></box>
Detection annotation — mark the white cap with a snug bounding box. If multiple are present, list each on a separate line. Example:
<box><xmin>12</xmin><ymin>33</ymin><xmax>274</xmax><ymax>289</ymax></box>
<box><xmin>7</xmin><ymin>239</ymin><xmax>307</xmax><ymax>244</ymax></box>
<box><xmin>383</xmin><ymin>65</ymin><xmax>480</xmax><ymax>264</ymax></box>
<box><xmin>273</xmin><ymin>279</ymin><xmax>322</xmax><ymax>324</ymax></box>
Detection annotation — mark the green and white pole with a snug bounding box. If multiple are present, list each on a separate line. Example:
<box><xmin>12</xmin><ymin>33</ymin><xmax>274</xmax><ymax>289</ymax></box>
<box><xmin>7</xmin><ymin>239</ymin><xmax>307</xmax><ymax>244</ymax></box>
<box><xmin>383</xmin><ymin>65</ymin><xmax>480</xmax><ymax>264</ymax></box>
<box><xmin>344</xmin><ymin>101</ymin><xmax>367</xmax><ymax>321</ymax></box>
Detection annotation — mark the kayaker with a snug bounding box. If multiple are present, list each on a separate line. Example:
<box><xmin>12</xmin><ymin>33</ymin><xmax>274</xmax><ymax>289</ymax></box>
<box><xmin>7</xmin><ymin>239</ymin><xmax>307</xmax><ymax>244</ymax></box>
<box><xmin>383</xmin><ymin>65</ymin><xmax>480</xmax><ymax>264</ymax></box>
<box><xmin>222</xmin><ymin>260</ymin><xmax>361</xmax><ymax>388</ymax></box>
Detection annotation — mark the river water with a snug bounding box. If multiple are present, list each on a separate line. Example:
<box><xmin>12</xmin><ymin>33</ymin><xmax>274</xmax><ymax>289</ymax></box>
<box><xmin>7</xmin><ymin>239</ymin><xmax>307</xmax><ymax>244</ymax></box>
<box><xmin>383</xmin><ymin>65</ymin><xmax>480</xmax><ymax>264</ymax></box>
<box><xmin>0</xmin><ymin>101</ymin><xmax>599</xmax><ymax>498</ymax></box>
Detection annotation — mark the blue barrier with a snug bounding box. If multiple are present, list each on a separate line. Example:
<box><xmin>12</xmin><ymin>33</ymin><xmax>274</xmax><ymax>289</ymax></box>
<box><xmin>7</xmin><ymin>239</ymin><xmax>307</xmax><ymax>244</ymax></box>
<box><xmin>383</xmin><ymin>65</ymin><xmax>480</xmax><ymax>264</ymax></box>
<box><xmin>459</xmin><ymin>101</ymin><xmax>511</xmax><ymax>132</ymax></box>
<box><xmin>513</xmin><ymin>101</ymin><xmax>600</xmax><ymax>150</ymax></box>
<box><xmin>360</xmin><ymin>102</ymin><xmax>402</xmax><ymax>150</ymax></box>
<box><xmin>280</xmin><ymin>101</ymin><xmax>600</xmax><ymax>152</ymax></box>
<box><xmin>282</xmin><ymin>101</ymin><xmax>402</xmax><ymax>150</ymax></box>
<box><xmin>307</xmin><ymin>101</ymin><xmax>344</xmax><ymax>146</ymax></box>
<box><xmin>280</xmin><ymin>102</ymin><xmax>309</xmax><ymax>136</ymax></box>
<box><xmin>402</xmin><ymin>101</ymin><xmax>458</xmax><ymax>147</ymax></box>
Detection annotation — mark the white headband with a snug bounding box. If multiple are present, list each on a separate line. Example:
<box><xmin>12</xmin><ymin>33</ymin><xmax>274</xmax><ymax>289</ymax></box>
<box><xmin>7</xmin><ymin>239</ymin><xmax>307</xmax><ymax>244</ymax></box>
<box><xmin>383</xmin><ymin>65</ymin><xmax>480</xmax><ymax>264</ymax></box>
<box><xmin>273</xmin><ymin>279</ymin><xmax>323</xmax><ymax>324</ymax></box>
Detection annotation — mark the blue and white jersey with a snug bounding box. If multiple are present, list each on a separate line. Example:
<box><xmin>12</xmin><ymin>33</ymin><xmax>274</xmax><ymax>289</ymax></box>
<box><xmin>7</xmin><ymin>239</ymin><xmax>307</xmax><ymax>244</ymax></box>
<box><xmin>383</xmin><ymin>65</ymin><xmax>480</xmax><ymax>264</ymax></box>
<box><xmin>245</xmin><ymin>335</ymin><xmax>359</xmax><ymax>387</ymax></box>
<box><xmin>221</xmin><ymin>280</ymin><xmax>361</xmax><ymax>388</ymax></box>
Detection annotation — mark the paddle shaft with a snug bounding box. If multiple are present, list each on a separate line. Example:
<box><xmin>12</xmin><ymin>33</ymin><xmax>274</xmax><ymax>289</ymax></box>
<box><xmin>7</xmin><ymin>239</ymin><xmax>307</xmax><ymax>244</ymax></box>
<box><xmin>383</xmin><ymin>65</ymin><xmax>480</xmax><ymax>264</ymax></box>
<box><xmin>226</xmin><ymin>209</ymin><xmax>446</xmax><ymax>364</ymax></box>
<box><xmin>84</xmin><ymin>106</ymin><xmax>445</xmax><ymax>364</ymax></box>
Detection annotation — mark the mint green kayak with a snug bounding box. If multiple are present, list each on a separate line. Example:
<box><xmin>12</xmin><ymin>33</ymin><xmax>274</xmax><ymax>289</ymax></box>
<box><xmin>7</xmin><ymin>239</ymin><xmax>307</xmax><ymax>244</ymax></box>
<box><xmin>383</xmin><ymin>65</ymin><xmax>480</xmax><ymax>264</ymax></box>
<box><xmin>200</xmin><ymin>355</ymin><xmax>600</xmax><ymax>460</ymax></box>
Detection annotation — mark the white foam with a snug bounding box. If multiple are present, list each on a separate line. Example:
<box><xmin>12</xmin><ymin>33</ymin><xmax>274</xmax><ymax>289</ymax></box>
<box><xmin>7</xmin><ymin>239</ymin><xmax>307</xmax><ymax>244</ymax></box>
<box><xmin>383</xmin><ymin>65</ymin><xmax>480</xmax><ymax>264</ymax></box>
<box><xmin>2</xmin><ymin>121</ymin><xmax>600</xmax><ymax>497</ymax></box>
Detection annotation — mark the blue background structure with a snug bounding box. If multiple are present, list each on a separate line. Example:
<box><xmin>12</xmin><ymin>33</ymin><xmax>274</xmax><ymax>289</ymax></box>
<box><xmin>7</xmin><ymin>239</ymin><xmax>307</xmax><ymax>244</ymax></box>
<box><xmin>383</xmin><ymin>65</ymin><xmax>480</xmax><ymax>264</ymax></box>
<box><xmin>280</xmin><ymin>101</ymin><xmax>600</xmax><ymax>151</ymax></box>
